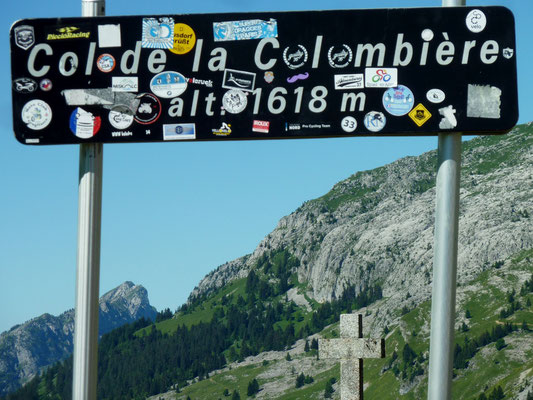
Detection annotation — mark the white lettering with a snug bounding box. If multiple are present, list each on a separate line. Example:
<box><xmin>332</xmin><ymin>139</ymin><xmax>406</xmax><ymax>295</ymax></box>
<box><xmin>147</xmin><ymin>50</ymin><xmax>167</xmax><ymax>73</ymax></box>
<box><xmin>254</xmin><ymin>38</ymin><xmax>279</xmax><ymax>70</ymax></box>
<box><xmin>120</xmin><ymin>41</ymin><xmax>142</xmax><ymax>74</ymax></box>
<box><xmin>480</xmin><ymin>40</ymin><xmax>499</xmax><ymax>64</ymax></box>
<box><xmin>27</xmin><ymin>44</ymin><xmax>52</xmax><ymax>77</ymax></box>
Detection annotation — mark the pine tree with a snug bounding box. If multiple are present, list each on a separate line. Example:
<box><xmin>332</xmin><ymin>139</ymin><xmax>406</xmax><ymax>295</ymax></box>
<box><xmin>295</xmin><ymin>373</ymin><xmax>305</xmax><ymax>388</ymax></box>
<box><xmin>247</xmin><ymin>378</ymin><xmax>259</xmax><ymax>396</ymax></box>
<box><xmin>231</xmin><ymin>389</ymin><xmax>241</xmax><ymax>400</ymax></box>
<box><xmin>522</xmin><ymin>320</ymin><xmax>530</xmax><ymax>331</ymax></box>
<box><xmin>324</xmin><ymin>378</ymin><xmax>335</xmax><ymax>398</ymax></box>
<box><xmin>304</xmin><ymin>339</ymin><xmax>310</xmax><ymax>352</ymax></box>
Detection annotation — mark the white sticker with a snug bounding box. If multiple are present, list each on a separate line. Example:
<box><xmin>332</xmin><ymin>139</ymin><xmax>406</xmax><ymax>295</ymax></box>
<box><xmin>334</xmin><ymin>74</ymin><xmax>364</xmax><ymax>90</ymax></box>
<box><xmin>163</xmin><ymin>123</ymin><xmax>196</xmax><ymax>140</ymax></box>
<box><xmin>421</xmin><ymin>29</ymin><xmax>434</xmax><ymax>41</ymax></box>
<box><xmin>364</xmin><ymin>111</ymin><xmax>386</xmax><ymax>132</ymax></box>
<box><xmin>112</xmin><ymin>77</ymin><xmax>139</xmax><ymax>92</ymax></box>
<box><xmin>502</xmin><ymin>48</ymin><xmax>514</xmax><ymax>59</ymax></box>
<box><xmin>467</xmin><ymin>84</ymin><xmax>501</xmax><ymax>119</ymax></box>
<box><xmin>341</xmin><ymin>116</ymin><xmax>357</xmax><ymax>132</ymax></box>
<box><xmin>438</xmin><ymin>105</ymin><xmax>457</xmax><ymax>129</ymax></box>
<box><xmin>21</xmin><ymin>100</ymin><xmax>52</xmax><ymax>130</ymax></box>
<box><xmin>466</xmin><ymin>9</ymin><xmax>487</xmax><ymax>33</ymax></box>
<box><xmin>222</xmin><ymin>89</ymin><xmax>247</xmax><ymax>114</ymax></box>
<box><xmin>108</xmin><ymin>106</ymin><xmax>134</xmax><ymax>129</ymax></box>
<box><xmin>426</xmin><ymin>89</ymin><xmax>446</xmax><ymax>104</ymax></box>
<box><xmin>98</xmin><ymin>24</ymin><xmax>122</xmax><ymax>48</ymax></box>
<box><xmin>365</xmin><ymin>68</ymin><xmax>397</xmax><ymax>88</ymax></box>
<box><xmin>150</xmin><ymin>71</ymin><xmax>187</xmax><ymax>98</ymax></box>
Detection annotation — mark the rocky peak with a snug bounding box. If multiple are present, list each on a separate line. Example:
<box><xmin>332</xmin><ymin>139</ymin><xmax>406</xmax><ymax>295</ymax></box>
<box><xmin>0</xmin><ymin>282</ymin><xmax>156</xmax><ymax>396</ymax></box>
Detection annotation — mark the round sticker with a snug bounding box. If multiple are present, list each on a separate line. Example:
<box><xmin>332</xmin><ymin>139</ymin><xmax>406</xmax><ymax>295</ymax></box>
<box><xmin>222</xmin><ymin>89</ymin><xmax>247</xmax><ymax>114</ymax></box>
<box><xmin>328</xmin><ymin>45</ymin><xmax>353</xmax><ymax>68</ymax></box>
<box><xmin>40</xmin><ymin>79</ymin><xmax>52</xmax><ymax>91</ymax></box>
<box><xmin>283</xmin><ymin>45</ymin><xmax>308</xmax><ymax>69</ymax></box>
<box><xmin>466</xmin><ymin>9</ymin><xmax>487</xmax><ymax>33</ymax></box>
<box><xmin>364</xmin><ymin>111</ymin><xmax>386</xmax><ymax>132</ymax></box>
<box><xmin>426</xmin><ymin>88</ymin><xmax>446</xmax><ymax>104</ymax></box>
<box><xmin>96</xmin><ymin>54</ymin><xmax>116</xmax><ymax>73</ymax></box>
<box><xmin>169</xmin><ymin>23</ymin><xmax>196</xmax><ymax>55</ymax></box>
<box><xmin>108</xmin><ymin>106</ymin><xmax>134</xmax><ymax>130</ymax></box>
<box><xmin>69</xmin><ymin>107</ymin><xmax>101</xmax><ymax>139</ymax></box>
<box><xmin>341</xmin><ymin>116</ymin><xmax>357</xmax><ymax>133</ymax></box>
<box><xmin>21</xmin><ymin>99</ymin><xmax>52</xmax><ymax>130</ymax></box>
<box><xmin>150</xmin><ymin>71</ymin><xmax>187</xmax><ymax>98</ymax></box>
<box><xmin>421</xmin><ymin>29</ymin><xmax>434</xmax><ymax>41</ymax></box>
<box><xmin>383</xmin><ymin>85</ymin><xmax>415</xmax><ymax>116</ymax></box>
<box><xmin>134</xmin><ymin>93</ymin><xmax>162</xmax><ymax>125</ymax></box>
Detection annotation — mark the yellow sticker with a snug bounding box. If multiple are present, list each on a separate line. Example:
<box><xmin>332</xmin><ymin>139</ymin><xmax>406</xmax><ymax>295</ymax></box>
<box><xmin>409</xmin><ymin>103</ymin><xmax>432</xmax><ymax>127</ymax></box>
<box><xmin>169</xmin><ymin>23</ymin><xmax>196</xmax><ymax>55</ymax></box>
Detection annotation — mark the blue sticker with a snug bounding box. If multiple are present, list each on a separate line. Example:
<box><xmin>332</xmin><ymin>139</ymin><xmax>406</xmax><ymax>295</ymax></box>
<box><xmin>163</xmin><ymin>123</ymin><xmax>196</xmax><ymax>140</ymax></box>
<box><xmin>382</xmin><ymin>85</ymin><xmax>415</xmax><ymax>116</ymax></box>
<box><xmin>142</xmin><ymin>18</ymin><xmax>174</xmax><ymax>49</ymax></box>
<box><xmin>213</xmin><ymin>19</ymin><xmax>278</xmax><ymax>42</ymax></box>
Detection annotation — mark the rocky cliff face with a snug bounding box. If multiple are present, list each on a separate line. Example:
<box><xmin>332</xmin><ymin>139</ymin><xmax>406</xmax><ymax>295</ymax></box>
<box><xmin>189</xmin><ymin>123</ymin><xmax>533</xmax><ymax>328</ymax></box>
<box><xmin>0</xmin><ymin>281</ymin><xmax>156</xmax><ymax>395</ymax></box>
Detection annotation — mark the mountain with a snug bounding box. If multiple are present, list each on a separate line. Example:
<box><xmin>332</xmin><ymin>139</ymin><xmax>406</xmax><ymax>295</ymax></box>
<box><xmin>0</xmin><ymin>281</ymin><xmax>157</xmax><ymax>396</ymax></box>
<box><xmin>191</xmin><ymin>123</ymin><xmax>533</xmax><ymax>310</ymax></box>
<box><xmin>4</xmin><ymin>123</ymin><xmax>533</xmax><ymax>400</ymax></box>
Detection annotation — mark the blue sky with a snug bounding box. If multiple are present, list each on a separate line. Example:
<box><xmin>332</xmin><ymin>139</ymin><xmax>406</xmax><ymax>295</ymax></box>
<box><xmin>1</xmin><ymin>0</ymin><xmax>531</xmax><ymax>333</ymax></box>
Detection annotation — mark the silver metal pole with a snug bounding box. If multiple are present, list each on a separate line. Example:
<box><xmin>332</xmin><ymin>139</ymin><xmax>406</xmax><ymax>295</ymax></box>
<box><xmin>73</xmin><ymin>2</ymin><xmax>105</xmax><ymax>399</ymax></box>
<box><xmin>427</xmin><ymin>3</ymin><xmax>464</xmax><ymax>399</ymax></box>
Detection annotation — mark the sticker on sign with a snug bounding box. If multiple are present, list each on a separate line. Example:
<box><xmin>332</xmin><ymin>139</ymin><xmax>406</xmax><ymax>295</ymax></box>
<box><xmin>365</xmin><ymin>68</ymin><xmax>397</xmax><ymax>88</ymax></box>
<box><xmin>334</xmin><ymin>74</ymin><xmax>364</xmax><ymax>90</ymax></box>
<box><xmin>253</xmin><ymin>120</ymin><xmax>270</xmax><ymax>133</ymax></box>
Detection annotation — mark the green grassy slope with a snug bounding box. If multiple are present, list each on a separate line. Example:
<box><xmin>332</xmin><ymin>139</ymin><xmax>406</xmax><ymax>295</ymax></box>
<box><xmin>167</xmin><ymin>247</ymin><xmax>533</xmax><ymax>400</ymax></box>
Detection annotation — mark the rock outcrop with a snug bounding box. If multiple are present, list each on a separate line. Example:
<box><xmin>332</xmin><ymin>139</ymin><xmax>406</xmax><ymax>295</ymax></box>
<box><xmin>189</xmin><ymin>124</ymin><xmax>533</xmax><ymax>324</ymax></box>
<box><xmin>0</xmin><ymin>281</ymin><xmax>156</xmax><ymax>395</ymax></box>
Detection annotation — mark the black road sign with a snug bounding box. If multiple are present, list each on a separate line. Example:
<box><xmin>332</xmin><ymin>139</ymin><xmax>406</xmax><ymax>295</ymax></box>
<box><xmin>10</xmin><ymin>7</ymin><xmax>518</xmax><ymax>145</ymax></box>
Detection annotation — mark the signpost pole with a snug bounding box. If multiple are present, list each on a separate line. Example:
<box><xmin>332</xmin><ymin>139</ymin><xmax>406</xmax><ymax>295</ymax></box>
<box><xmin>72</xmin><ymin>1</ymin><xmax>105</xmax><ymax>399</ymax></box>
<box><xmin>427</xmin><ymin>1</ymin><xmax>465</xmax><ymax>399</ymax></box>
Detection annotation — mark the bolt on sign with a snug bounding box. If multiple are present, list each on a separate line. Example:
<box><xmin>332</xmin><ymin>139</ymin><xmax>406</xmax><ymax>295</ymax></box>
<box><xmin>10</xmin><ymin>7</ymin><xmax>517</xmax><ymax>145</ymax></box>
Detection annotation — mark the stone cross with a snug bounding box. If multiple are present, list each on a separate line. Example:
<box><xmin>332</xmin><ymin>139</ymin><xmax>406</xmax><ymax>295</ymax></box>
<box><xmin>319</xmin><ymin>314</ymin><xmax>385</xmax><ymax>400</ymax></box>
